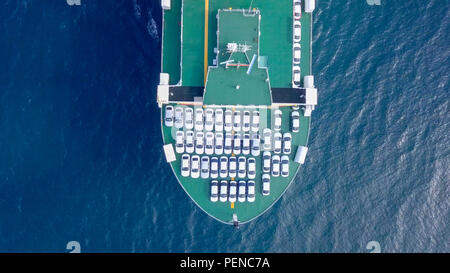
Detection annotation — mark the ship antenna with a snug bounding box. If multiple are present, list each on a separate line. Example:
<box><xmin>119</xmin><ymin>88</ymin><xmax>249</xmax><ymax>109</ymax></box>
<box><xmin>248</xmin><ymin>0</ymin><xmax>254</xmax><ymax>12</ymax></box>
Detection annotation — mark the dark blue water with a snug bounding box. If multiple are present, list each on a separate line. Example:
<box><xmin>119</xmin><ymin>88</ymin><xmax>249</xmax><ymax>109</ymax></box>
<box><xmin>0</xmin><ymin>0</ymin><xmax>448</xmax><ymax>252</ymax></box>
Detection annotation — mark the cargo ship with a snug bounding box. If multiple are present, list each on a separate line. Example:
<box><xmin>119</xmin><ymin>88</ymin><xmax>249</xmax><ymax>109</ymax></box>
<box><xmin>157</xmin><ymin>0</ymin><xmax>317</xmax><ymax>226</ymax></box>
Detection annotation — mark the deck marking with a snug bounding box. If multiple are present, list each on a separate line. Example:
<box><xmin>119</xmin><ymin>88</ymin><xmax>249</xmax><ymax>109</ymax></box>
<box><xmin>204</xmin><ymin>0</ymin><xmax>209</xmax><ymax>84</ymax></box>
<box><xmin>231</xmin><ymin>202</ymin><xmax>235</xmax><ymax>209</ymax></box>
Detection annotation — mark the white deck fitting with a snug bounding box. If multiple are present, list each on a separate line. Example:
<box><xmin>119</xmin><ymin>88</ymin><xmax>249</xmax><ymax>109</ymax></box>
<box><xmin>160</xmin><ymin>73</ymin><xmax>170</xmax><ymax>85</ymax></box>
<box><xmin>157</xmin><ymin>85</ymin><xmax>169</xmax><ymax>108</ymax></box>
<box><xmin>163</xmin><ymin>144</ymin><xmax>176</xmax><ymax>162</ymax></box>
<box><xmin>304</xmin><ymin>75</ymin><xmax>314</xmax><ymax>88</ymax></box>
<box><xmin>305</xmin><ymin>88</ymin><xmax>318</xmax><ymax>106</ymax></box>
<box><xmin>294</xmin><ymin>146</ymin><xmax>308</xmax><ymax>164</ymax></box>
<box><xmin>161</xmin><ymin>0</ymin><xmax>171</xmax><ymax>10</ymax></box>
<box><xmin>305</xmin><ymin>0</ymin><xmax>315</xmax><ymax>13</ymax></box>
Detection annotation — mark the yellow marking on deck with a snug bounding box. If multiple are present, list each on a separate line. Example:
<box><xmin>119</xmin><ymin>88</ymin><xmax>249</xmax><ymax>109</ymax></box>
<box><xmin>231</xmin><ymin>177</ymin><xmax>235</xmax><ymax>181</ymax></box>
<box><xmin>231</xmin><ymin>202</ymin><xmax>235</xmax><ymax>209</ymax></box>
<box><xmin>203</xmin><ymin>0</ymin><xmax>209</xmax><ymax>85</ymax></box>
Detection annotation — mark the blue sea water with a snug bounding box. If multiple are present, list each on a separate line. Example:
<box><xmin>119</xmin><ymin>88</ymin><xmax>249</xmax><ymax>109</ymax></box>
<box><xmin>0</xmin><ymin>0</ymin><xmax>448</xmax><ymax>253</ymax></box>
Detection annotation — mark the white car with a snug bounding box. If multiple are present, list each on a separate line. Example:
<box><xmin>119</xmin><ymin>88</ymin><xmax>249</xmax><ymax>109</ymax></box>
<box><xmin>175</xmin><ymin>131</ymin><xmax>184</xmax><ymax>154</ymax></box>
<box><xmin>228</xmin><ymin>181</ymin><xmax>237</xmax><ymax>203</ymax></box>
<box><xmin>293</xmin><ymin>20</ymin><xmax>301</xmax><ymax>43</ymax></box>
<box><xmin>214</xmin><ymin>132</ymin><xmax>223</xmax><ymax>155</ymax></box>
<box><xmin>215</xmin><ymin>109</ymin><xmax>224</xmax><ymax>131</ymax></box>
<box><xmin>283</xmin><ymin>133</ymin><xmax>292</xmax><ymax>154</ymax></box>
<box><xmin>200</xmin><ymin>156</ymin><xmax>210</xmax><ymax>179</ymax></box>
<box><xmin>224</xmin><ymin>110</ymin><xmax>233</xmax><ymax>132</ymax></box>
<box><xmin>263</xmin><ymin>151</ymin><xmax>271</xmax><ymax>173</ymax></box>
<box><xmin>174</xmin><ymin>106</ymin><xmax>184</xmax><ymax>129</ymax></box>
<box><xmin>271</xmin><ymin>155</ymin><xmax>280</xmax><ymax>177</ymax></box>
<box><xmin>194</xmin><ymin>108</ymin><xmax>204</xmax><ymax>131</ymax></box>
<box><xmin>273</xmin><ymin>132</ymin><xmax>282</xmax><ymax>154</ymax></box>
<box><xmin>294</xmin><ymin>0</ymin><xmax>302</xmax><ymax>20</ymax></box>
<box><xmin>164</xmin><ymin>105</ymin><xmax>174</xmax><ymax>127</ymax></box>
<box><xmin>242</xmin><ymin>111</ymin><xmax>251</xmax><ymax>132</ymax></box>
<box><xmin>273</xmin><ymin>110</ymin><xmax>282</xmax><ymax>131</ymax></box>
<box><xmin>263</xmin><ymin>128</ymin><xmax>272</xmax><ymax>151</ymax></box>
<box><xmin>242</xmin><ymin>133</ymin><xmax>251</xmax><ymax>155</ymax></box>
<box><xmin>228</xmin><ymin>156</ymin><xmax>237</xmax><ymax>178</ymax></box>
<box><xmin>293</xmin><ymin>43</ymin><xmax>301</xmax><ymax>65</ymax></box>
<box><xmin>291</xmin><ymin>111</ymin><xmax>300</xmax><ymax>132</ymax></box>
<box><xmin>238</xmin><ymin>156</ymin><xmax>246</xmax><ymax>178</ymax></box>
<box><xmin>195</xmin><ymin>132</ymin><xmax>204</xmax><ymax>154</ymax></box>
<box><xmin>251</xmin><ymin>133</ymin><xmax>261</xmax><ymax>156</ymax></box>
<box><xmin>247</xmin><ymin>181</ymin><xmax>255</xmax><ymax>203</ymax></box>
<box><xmin>247</xmin><ymin>157</ymin><xmax>256</xmax><ymax>179</ymax></box>
<box><xmin>233</xmin><ymin>110</ymin><xmax>241</xmax><ymax>132</ymax></box>
<box><xmin>219</xmin><ymin>180</ymin><xmax>228</xmax><ymax>202</ymax></box>
<box><xmin>293</xmin><ymin>66</ymin><xmax>301</xmax><ymax>87</ymax></box>
<box><xmin>210</xmin><ymin>180</ymin><xmax>219</xmax><ymax>202</ymax></box>
<box><xmin>191</xmin><ymin>155</ymin><xmax>200</xmax><ymax>178</ymax></box>
<box><xmin>281</xmin><ymin>155</ymin><xmax>289</xmax><ymax>177</ymax></box>
<box><xmin>238</xmin><ymin>181</ymin><xmax>246</xmax><ymax>203</ymax></box>
<box><xmin>219</xmin><ymin>156</ymin><xmax>228</xmax><ymax>178</ymax></box>
<box><xmin>204</xmin><ymin>108</ymin><xmax>214</xmax><ymax>131</ymax></box>
<box><xmin>210</xmin><ymin>157</ymin><xmax>219</xmax><ymax>179</ymax></box>
<box><xmin>184</xmin><ymin>107</ymin><xmax>194</xmax><ymax>130</ymax></box>
<box><xmin>233</xmin><ymin>133</ymin><xmax>241</xmax><ymax>155</ymax></box>
<box><xmin>181</xmin><ymin>154</ymin><xmax>190</xmax><ymax>177</ymax></box>
<box><xmin>185</xmin><ymin>130</ymin><xmax>195</xmax><ymax>153</ymax></box>
<box><xmin>224</xmin><ymin>133</ymin><xmax>233</xmax><ymax>154</ymax></box>
<box><xmin>205</xmin><ymin>132</ymin><xmax>214</xmax><ymax>155</ymax></box>
<box><xmin>251</xmin><ymin>111</ymin><xmax>260</xmax><ymax>132</ymax></box>
<box><xmin>262</xmin><ymin>174</ymin><xmax>270</xmax><ymax>196</ymax></box>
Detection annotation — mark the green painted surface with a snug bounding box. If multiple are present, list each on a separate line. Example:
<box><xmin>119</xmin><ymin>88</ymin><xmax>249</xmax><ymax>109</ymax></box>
<box><xmin>163</xmin><ymin>0</ymin><xmax>312</xmax><ymax>87</ymax></box>
<box><xmin>300</xmin><ymin>12</ymin><xmax>311</xmax><ymax>81</ymax></box>
<box><xmin>161</xmin><ymin>0</ymin><xmax>182</xmax><ymax>85</ymax></box>
<box><xmin>162</xmin><ymin>105</ymin><xmax>310</xmax><ymax>223</ymax></box>
<box><xmin>203</xmin><ymin>10</ymin><xmax>271</xmax><ymax>106</ymax></box>
<box><xmin>181</xmin><ymin>0</ymin><xmax>205</xmax><ymax>86</ymax></box>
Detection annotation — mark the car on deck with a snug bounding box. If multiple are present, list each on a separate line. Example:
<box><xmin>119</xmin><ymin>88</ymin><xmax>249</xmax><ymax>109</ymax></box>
<box><xmin>175</xmin><ymin>131</ymin><xmax>184</xmax><ymax>154</ymax></box>
<box><xmin>210</xmin><ymin>180</ymin><xmax>219</xmax><ymax>202</ymax></box>
<box><xmin>247</xmin><ymin>157</ymin><xmax>256</xmax><ymax>179</ymax></box>
<box><xmin>200</xmin><ymin>156</ymin><xmax>210</xmax><ymax>179</ymax></box>
<box><xmin>219</xmin><ymin>180</ymin><xmax>228</xmax><ymax>202</ymax></box>
<box><xmin>181</xmin><ymin>154</ymin><xmax>190</xmax><ymax>177</ymax></box>
<box><xmin>190</xmin><ymin>155</ymin><xmax>200</xmax><ymax>178</ymax></box>
<box><xmin>210</xmin><ymin>157</ymin><xmax>219</xmax><ymax>179</ymax></box>
<box><xmin>262</xmin><ymin>174</ymin><xmax>270</xmax><ymax>196</ymax></box>
<box><xmin>164</xmin><ymin>105</ymin><xmax>174</xmax><ymax>127</ymax></box>
<box><xmin>247</xmin><ymin>181</ymin><xmax>255</xmax><ymax>202</ymax></box>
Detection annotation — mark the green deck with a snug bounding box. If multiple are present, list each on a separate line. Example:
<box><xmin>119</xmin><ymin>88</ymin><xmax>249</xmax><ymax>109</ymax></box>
<box><xmin>160</xmin><ymin>0</ymin><xmax>314</xmax><ymax>224</ymax></box>
<box><xmin>203</xmin><ymin>10</ymin><xmax>272</xmax><ymax>106</ymax></box>
<box><xmin>162</xmin><ymin>0</ymin><xmax>312</xmax><ymax>87</ymax></box>
<box><xmin>161</xmin><ymin>106</ymin><xmax>310</xmax><ymax>223</ymax></box>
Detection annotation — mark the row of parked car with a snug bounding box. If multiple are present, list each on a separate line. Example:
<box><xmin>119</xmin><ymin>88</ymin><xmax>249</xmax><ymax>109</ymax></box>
<box><xmin>164</xmin><ymin>106</ymin><xmax>261</xmax><ymax>133</ymax></box>
<box><xmin>262</xmin><ymin>152</ymin><xmax>290</xmax><ymax>177</ymax></box>
<box><xmin>181</xmin><ymin>155</ymin><xmax>257</xmax><ymax>179</ymax></box>
<box><xmin>181</xmin><ymin>152</ymin><xmax>290</xmax><ymax>179</ymax></box>
<box><xmin>292</xmin><ymin>0</ymin><xmax>302</xmax><ymax>88</ymax></box>
<box><xmin>175</xmin><ymin>130</ymin><xmax>294</xmax><ymax>155</ymax></box>
<box><xmin>211</xmin><ymin>180</ymin><xmax>257</xmax><ymax>203</ymax></box>
<box><xmin>211</xmin><ymin>174</ymin><xmax>272</xmax><ymax>203</ymax></box>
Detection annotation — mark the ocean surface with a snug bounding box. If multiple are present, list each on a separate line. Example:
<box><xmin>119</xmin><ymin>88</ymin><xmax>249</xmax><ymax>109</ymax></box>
<box><xmin>0</xmin><ymin>0</ymin><xmax>448</xmax><ymax>253</ymax></box>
